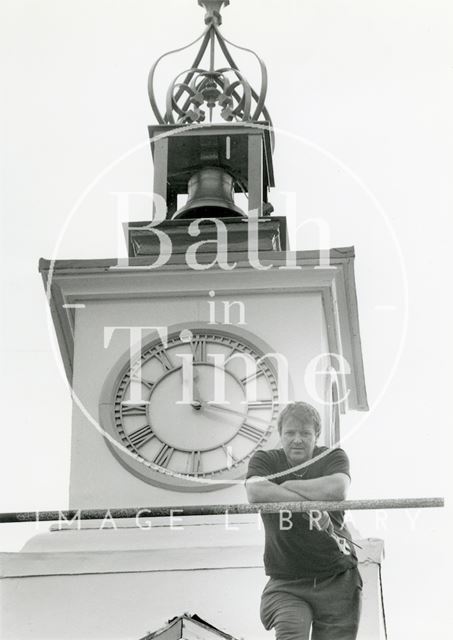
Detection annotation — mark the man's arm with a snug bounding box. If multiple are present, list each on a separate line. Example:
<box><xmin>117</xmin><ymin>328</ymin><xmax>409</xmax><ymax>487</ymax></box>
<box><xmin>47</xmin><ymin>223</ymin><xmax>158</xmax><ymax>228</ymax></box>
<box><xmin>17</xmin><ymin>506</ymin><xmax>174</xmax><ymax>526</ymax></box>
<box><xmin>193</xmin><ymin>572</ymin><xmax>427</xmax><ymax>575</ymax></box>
<box><xmin>246</xmin><ymin>476</ymin><xmax>302</xmax><ymax>504</ymax></box>
<box><xmin>281</xmin><ymin>473</ymin><xmax>350</xmax><ymax>501</ymax></box>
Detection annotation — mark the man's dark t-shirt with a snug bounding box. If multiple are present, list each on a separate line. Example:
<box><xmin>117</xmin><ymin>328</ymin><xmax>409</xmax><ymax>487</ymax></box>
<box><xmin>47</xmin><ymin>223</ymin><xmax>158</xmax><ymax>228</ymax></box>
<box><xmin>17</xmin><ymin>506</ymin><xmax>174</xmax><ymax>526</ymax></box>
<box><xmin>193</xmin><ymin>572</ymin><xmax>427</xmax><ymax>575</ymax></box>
<box><xmin>246</xmin><ymin>446</ymin><xmax>358</xmax><ymax>580</ymax></box>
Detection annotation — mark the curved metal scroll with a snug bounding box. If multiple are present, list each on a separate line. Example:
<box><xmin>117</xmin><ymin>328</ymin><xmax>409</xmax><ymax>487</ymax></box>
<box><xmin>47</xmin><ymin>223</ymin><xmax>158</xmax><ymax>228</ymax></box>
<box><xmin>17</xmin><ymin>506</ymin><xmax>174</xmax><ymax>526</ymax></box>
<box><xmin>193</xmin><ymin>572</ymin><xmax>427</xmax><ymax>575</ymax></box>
<box><xmin>147</xmin><ymin>18</ymin><xmax>274</xmax><ymax>150</ymax></box>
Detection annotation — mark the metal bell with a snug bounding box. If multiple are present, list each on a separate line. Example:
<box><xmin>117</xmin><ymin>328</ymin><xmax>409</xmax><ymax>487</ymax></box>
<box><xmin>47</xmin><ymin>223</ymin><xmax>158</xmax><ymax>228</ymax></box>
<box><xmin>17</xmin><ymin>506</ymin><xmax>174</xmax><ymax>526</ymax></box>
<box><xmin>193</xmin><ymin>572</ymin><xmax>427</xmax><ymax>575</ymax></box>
<box><xmin>173</xmin><ymin>167</ymin><xmax>245</xmax><ymax>219</ymax></box>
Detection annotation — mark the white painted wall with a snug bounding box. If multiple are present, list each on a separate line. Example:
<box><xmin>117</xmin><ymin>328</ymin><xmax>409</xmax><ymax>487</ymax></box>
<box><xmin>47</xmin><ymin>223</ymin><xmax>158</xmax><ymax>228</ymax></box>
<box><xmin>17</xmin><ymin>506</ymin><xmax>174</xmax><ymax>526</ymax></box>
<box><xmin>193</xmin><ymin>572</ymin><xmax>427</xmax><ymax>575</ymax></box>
<box><xmin>0</xmin><ymin>521</ymin><xmax>384</xmax><ymax>640</ymax></box>
<box><xmin>69</xmin><ymin>283</ymin><xmax>328</xmax><ymax>508</ymax></box>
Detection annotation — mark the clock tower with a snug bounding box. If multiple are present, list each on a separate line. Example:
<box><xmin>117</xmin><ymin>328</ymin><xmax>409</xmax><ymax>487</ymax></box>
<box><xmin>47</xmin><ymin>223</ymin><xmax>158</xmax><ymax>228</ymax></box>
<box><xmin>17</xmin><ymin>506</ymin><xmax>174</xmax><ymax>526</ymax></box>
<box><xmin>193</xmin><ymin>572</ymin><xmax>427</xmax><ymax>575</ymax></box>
<box><xmin>1</xmin><ymin>3</ymin><xmax>386</xmax><ymax>639</ymax></box>
<box><xmin>37</xmin><ymin>0</ymin><xmax>367</xmax><ymax>509</ymax></box>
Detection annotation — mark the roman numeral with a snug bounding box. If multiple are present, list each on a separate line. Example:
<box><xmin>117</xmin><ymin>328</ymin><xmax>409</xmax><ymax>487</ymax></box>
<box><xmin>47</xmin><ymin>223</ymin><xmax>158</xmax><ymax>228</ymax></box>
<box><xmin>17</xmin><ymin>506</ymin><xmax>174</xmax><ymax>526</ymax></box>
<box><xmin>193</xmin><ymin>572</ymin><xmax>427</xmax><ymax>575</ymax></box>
<box><xmin>248</xmin><ymin>400</ymin><xmax>274</xmax><ymax>409</ymax></box>
<box><xmin>191</xmin><ymin>338</ymin><xmax>207</xmax><ymax>363</ymax></box>
<box><xmin>153</xmin><ymin>444</ymin><xmax>174</xmax><ymax>468</ymax></box>
<box><xmin>187</xmin><ymin>450</ymin><xmax>202</xmax><ymax>476</ymax></box>
<box><xmin>240</xmin><ymin>370</ymin><xmax>264</xmax><ymax>386</ymax></box>
<box><xmin>121</xmin><ymin>403</ymin><xmax>148</xmax><ymax>416</ymax></box>
<box><xmin>155</xmin><ymin>349</ymin><xmax>173</xmax><ymax>372</ymax></box>
<box><xmin>238</xmin><ymin>422</ymin><xmax>265</xmax><ymax>442</ymax></box>
<box><xmin>131</xmin><ymin>375</ymin><xmax>154</xmax><ymax>391</ymax></box>
<box><xmin>128</xmin><ymin>425</ymin><xmax>155</xmax><ymax>449</ymax></box>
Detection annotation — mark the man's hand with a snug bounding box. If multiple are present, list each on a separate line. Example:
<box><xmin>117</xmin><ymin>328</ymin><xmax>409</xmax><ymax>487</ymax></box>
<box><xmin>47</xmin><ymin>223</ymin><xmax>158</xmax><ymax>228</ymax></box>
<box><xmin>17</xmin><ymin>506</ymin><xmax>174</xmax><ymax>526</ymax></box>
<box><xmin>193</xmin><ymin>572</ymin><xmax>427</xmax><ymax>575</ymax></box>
<box><xmin>281</xmin><ymin>473</ymin><xmax>350</xmax><ymax>501</ymax></box>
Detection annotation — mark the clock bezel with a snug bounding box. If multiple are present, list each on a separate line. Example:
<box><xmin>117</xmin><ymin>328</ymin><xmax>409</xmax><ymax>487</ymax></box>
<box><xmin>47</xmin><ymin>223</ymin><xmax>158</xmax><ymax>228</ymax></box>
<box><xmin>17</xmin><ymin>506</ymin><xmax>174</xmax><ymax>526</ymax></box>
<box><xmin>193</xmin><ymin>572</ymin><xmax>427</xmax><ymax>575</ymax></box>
<box><xmin>99</xmin><ymin>321</ymin><xmax>289</xmax><ymax>491</ymax></box>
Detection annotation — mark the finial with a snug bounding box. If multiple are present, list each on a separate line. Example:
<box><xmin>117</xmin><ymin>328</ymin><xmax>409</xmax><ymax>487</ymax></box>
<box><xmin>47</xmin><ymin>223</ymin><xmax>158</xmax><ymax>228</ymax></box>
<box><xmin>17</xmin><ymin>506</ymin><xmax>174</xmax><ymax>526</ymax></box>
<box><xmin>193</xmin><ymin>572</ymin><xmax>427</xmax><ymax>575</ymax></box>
<box><xmin>198</xmin><ymin>0</ymin><xmax>230</xmax><ymax>26</ymax></box>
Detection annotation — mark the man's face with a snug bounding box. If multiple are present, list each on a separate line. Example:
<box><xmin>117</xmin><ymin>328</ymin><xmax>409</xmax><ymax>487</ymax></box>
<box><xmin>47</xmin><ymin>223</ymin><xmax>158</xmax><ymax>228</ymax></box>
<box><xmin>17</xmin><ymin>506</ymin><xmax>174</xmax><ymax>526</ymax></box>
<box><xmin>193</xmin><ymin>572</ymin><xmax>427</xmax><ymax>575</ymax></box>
<box><xmin>280</xmin><ymin>416</ymin><xmax>318</xmax><ymax>465</ymax></box>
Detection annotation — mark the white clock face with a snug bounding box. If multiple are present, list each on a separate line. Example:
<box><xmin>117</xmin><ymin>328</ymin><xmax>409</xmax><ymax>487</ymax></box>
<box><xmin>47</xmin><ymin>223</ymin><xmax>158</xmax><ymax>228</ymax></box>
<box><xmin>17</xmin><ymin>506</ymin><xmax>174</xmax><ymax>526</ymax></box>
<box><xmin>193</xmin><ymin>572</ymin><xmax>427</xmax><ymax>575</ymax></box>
<box><xmin>100</xmin><ymin>325</ymin><xmax>281</xmax><ymax>491</ymax></box>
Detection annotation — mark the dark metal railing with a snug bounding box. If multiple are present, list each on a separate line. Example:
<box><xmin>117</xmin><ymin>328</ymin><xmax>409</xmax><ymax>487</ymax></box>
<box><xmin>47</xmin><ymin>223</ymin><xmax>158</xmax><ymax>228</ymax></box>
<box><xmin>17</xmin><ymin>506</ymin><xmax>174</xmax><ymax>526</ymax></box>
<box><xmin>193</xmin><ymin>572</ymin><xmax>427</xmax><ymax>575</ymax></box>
<box><xmin>0</xmin><ymin>497</ymin><xmax>444</xmax><ymax>524</ymax></box>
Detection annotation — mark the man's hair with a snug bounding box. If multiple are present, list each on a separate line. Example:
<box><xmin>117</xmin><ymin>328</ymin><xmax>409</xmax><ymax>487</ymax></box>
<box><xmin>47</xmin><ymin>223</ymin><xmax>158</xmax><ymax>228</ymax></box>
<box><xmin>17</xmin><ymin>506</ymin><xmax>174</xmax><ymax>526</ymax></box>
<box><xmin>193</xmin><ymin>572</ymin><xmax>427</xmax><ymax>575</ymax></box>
<box><xmin>277</xmin><ymin>402</ymin><xmax>322</xmax><ymax>437</ymax></box>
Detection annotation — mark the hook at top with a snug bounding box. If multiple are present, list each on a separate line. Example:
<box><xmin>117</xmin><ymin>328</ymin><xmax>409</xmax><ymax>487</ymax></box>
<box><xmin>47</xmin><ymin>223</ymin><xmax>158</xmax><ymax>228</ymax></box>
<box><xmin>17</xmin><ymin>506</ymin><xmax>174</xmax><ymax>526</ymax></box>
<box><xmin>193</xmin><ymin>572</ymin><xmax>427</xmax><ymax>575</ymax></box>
<box><xmin>198</xmin><ymin>0</ymin><xmax>230</xmax><ymax>26</ymax></box>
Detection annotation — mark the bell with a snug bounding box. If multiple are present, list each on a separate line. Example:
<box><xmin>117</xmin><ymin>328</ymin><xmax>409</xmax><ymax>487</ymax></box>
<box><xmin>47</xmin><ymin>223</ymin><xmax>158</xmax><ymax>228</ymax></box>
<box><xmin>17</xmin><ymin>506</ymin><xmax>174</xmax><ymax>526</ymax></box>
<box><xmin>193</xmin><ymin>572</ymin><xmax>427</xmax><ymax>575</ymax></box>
<box><xmin>173</xmin><ymin>166</ymin><xmax>246</xmax><ymax>219</ymax></box>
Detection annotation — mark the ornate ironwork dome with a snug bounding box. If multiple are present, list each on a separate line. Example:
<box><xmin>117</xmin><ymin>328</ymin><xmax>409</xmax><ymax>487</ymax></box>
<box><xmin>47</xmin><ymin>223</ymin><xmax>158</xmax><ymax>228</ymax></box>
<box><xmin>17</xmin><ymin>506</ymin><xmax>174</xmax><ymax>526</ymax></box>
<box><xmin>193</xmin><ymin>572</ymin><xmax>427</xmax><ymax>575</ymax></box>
<box><xmin>148</xmin><ymin>0</ymin><xmax>273</xmax><ymax>147</ymax></box>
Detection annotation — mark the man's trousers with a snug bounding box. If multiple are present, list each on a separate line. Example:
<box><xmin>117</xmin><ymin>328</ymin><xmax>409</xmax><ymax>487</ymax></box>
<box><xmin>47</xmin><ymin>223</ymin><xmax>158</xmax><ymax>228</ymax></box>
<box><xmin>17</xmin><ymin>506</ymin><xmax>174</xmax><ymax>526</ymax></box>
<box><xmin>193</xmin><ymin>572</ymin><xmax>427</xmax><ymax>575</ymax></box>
<box><xmin>260</xmin><ymin>567</ymin><xmax>362</xmax><ymax>640</ymax></box>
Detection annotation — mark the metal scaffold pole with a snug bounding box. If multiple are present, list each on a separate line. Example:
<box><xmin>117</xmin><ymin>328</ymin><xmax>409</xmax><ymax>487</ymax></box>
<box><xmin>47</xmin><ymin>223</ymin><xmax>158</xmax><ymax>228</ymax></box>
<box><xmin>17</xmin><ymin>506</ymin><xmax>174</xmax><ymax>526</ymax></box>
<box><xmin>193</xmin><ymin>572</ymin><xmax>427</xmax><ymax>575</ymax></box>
<box><xmin>0</xmin><ymin>497</ymin><xmax>444</xmax><ymax>524</ymax></box>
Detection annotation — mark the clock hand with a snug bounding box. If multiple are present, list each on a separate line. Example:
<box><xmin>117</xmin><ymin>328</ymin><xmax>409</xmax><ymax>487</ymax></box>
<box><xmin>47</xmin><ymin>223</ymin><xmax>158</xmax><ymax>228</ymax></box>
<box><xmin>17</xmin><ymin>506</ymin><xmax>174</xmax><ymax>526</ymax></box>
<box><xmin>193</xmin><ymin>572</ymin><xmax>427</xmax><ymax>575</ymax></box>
<box><xmin>179</xmin><ymin>355</ymin><xmax>203</xmax><ymax>410</ymax></box>
<box><xmin>192</xmin><ymin>366</ymin><xmax>203</xmax><ymax>410</ymax></box>
<box><xmin>202</xmin><ymin>402</ymin><xmax>272</xmax><ymax>427</ymax></box>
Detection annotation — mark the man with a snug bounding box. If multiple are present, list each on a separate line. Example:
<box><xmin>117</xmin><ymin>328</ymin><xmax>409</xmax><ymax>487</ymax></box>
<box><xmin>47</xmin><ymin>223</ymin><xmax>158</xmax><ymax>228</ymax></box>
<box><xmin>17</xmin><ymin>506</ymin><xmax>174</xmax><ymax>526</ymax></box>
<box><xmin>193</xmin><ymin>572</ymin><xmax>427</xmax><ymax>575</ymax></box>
<box><xmin>246</xmin><ymin>402</ymin><xmax>362</xmax><ymax>640</ymax></box>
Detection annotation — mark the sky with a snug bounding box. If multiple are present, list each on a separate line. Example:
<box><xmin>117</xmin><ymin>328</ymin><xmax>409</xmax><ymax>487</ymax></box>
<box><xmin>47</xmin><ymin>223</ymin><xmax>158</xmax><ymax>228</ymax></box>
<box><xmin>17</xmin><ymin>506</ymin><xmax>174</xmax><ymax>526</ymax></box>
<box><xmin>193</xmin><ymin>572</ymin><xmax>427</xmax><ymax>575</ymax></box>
<box><xmin>1</xmin><ymin>0</ymin><xmax>452</xmax><ymax>638</ymax></box>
